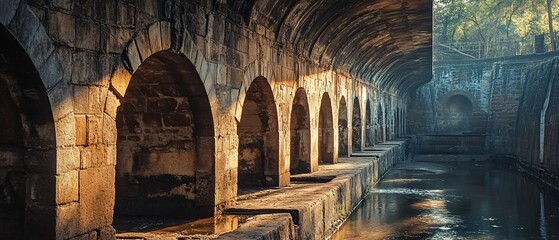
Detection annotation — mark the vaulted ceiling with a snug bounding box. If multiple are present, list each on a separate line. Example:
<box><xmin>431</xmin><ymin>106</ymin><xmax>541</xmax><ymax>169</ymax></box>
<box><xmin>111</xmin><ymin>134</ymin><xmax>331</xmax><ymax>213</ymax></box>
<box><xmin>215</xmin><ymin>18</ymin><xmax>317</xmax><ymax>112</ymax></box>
<box><xmin>228</xmin><ymin>0</ymin><xmax>432</xmax><ymax>96</ymax></box>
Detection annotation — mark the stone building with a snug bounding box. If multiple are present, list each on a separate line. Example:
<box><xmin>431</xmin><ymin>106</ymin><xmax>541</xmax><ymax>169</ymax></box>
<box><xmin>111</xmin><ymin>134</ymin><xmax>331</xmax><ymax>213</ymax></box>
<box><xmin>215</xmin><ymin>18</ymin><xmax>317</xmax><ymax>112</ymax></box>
<box><xmin>409</xmin><ymin>52</ymin><xmax>559</xmax><ymax>181</ymax></box>
<box><xmin>0</xmin><ymin>0</ymin><xmax>432</xmax><ymax>239</ymax></box>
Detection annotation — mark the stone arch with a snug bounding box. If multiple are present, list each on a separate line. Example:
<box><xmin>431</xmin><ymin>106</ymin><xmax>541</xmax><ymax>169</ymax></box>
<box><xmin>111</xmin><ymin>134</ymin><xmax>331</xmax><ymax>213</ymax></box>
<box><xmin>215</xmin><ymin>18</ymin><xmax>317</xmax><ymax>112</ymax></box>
<box><xmin>113</xmin><ymin>21</ymin><xmax>217</xmax><ymax>116</ymax></box>
<box><xmin>365</xmin><ymin>99</ymin><xmax>374</xmax><ymax>147</ymax></box>
<box><xmin>441</xmin><ymin>90</ymin><xmax>477</xmax><ymax>110</ymax></box>
<box><xmin>290</xmin><ymin>88</ymin><xmax>311</xmax><ymax>174</ymax></box>
<box><xmin>319</xmin><ymin>92</ymin><xmax>335</xmax><ymax>164</ymax></box>
<box><xmin>235</xmin><ymin>61</ymin><xmax>279</xmax><ymax>122</ymax></box>
<box><xmin>1</xmin><ymin>4</ymin><xmax>75</xmax><ymax>239</ymax></box>
<box><xmin>338</xmin><ymin>96</ymin><xmax>349</xmax><ymax>157</ymax></box>
<box><xmin>114</xmin><ymin>50</ymin><xmax>216</xmax><ymax>222</ymax></box>
<box><xmin>237</xmin><ymin>77</ymin><xmax>280</xmax><ymax>192</ymax></box>
<box><xmin>444</xmin><ymin>94</ymin><xmax>473</xmax><ymax>133</ymax></box>
<box><xmin>352</xmin><ymin>97</ymin><xmax>362</xmax><ymax>152</ymax></box>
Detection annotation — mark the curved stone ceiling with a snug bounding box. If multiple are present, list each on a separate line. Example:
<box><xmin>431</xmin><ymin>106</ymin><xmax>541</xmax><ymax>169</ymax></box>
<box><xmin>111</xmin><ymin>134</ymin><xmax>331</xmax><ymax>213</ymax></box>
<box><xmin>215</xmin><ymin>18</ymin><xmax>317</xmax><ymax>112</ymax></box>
<box><xmin>228</xmin><ymin>0</ymin><xmax>432</xmax><ymax>96</ymax></box>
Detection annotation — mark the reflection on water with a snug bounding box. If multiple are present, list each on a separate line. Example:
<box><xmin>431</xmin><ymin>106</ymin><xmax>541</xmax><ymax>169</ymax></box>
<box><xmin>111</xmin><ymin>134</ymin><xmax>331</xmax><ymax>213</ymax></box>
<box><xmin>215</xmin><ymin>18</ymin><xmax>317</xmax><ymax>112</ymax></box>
<box><xmin>114</xmin><ymin>214</ymin><xmax>248</xmax><ymax>239</ymax></box>
<box><xmin>331</xmin><ymin>161</ymin><xmax>559</xmax><ymax>240</ymax></box>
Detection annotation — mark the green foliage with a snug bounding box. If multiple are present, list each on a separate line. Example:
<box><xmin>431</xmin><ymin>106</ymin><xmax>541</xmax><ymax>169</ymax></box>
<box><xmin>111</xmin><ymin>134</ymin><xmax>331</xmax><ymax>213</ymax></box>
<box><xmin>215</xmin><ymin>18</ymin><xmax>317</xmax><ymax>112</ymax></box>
<box><xmin>434</xmin><ymin>0</ymin><xmax>558</xmax><ymax>44</ymax></box>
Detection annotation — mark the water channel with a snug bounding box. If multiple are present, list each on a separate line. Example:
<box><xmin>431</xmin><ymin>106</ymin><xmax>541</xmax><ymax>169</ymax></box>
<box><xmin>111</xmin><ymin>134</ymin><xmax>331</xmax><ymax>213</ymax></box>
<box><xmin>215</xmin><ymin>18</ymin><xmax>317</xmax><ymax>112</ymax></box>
<box><xmin>331</xmin><ymin>159</ymin><xmax>559</xmax><ymax>240</ymax></box>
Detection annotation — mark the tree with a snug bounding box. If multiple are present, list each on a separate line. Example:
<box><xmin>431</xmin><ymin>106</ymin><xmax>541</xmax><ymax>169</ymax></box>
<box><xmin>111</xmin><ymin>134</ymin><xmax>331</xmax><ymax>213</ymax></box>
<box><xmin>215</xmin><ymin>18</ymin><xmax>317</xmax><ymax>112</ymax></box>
<box><xmin>547</xmin><ymin>0</ymin><xmax>556</xmax><ymax>50</ymax></box>
<box><xmin>434</xmin><ymin>0</ymin><xmax>559</xmax><ymax>58</ymax></box>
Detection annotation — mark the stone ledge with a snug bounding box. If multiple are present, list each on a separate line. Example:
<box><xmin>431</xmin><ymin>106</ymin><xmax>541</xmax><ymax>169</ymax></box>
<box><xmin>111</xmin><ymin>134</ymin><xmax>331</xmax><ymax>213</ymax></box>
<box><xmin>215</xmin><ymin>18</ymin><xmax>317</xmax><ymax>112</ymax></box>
<box><xmin>222</xmin><ymin>139</ymin><xmax>408</xmax><ymax>239</ymax></box>
<box><xmin>217</xmin><ymin>214</ymin><xmax>295</xmax><ymax>240</ymax></box>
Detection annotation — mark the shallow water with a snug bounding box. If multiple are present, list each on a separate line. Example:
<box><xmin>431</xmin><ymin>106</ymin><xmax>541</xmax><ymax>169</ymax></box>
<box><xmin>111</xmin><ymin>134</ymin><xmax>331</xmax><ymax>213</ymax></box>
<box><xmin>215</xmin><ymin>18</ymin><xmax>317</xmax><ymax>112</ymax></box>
<box><xmin>331</xmin><ymin>160</ymin><xmax>559</xmax><ymax>240</ymax></box>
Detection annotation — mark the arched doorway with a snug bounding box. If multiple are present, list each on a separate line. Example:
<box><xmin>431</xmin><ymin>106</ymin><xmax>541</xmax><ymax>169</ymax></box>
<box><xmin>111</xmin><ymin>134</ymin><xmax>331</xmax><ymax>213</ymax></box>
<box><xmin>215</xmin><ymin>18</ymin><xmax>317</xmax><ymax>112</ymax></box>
<box><xmin>290</xmin><ymin>88</ymin><xmax>311</xmax><ymax>174</ymax></box>
<box><xmin>338</xmin><ymin>97</ymin><xmax>348</xmax><ymax>157</ymax></box>
<box><xmin>237</xmin><ymin>77</ymin><xmax>280</xmax><ymax>193</ymax></box>
<box><xmin>0</xmin><ymin>25</ymin><xmax>57</xmax><ymax>239</ymax></box>
<box><xmin>445</xmin><ymin>94</ymin><xmax>473</xmax><ymax>132</ymax></box>
<box><xmin>319</xmin><ymin>93</ymin><xmax>334</xmax><ymax>164</ymax></box>
<box><xmin>352</xmin><ymin>98</ymin><xmax>362</xmax><ymax>152</ymax></box>
<box><xmin>115</xmin><ymin>50</ymin><xmax>215</xmax><ymax>220</ymax></box>
<box><xmin>365</xmin><ymin>100</ymin><xmax>374</xmax><ymax>147</ymax></box>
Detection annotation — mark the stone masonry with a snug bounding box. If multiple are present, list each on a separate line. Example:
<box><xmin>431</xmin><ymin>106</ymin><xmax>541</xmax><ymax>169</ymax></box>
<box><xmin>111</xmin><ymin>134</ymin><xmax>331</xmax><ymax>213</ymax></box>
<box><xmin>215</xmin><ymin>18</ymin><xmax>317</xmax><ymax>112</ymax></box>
<box><xmin>0</xmin><ymin>0</ymin><xmax>431</xmax><ymax>239</ymax></box>
<box><xmin>408</xmin><ymin>52</ymin><xmax>559</xmax><ymax>183</ymax></box>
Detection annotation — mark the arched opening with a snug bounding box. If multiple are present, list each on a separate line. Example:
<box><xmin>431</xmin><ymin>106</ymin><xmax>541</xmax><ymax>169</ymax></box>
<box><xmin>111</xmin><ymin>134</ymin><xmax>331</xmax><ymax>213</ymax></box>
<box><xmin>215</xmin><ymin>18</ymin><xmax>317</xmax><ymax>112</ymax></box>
<box><xmin>319</xmin><ymin>93</ymin><xmax>335</xmax><ymax>164</ymax></box>
<box><xmin>445</xmin><ymin>94</ymin><xmax>473</xmax><ymax>132</ymax></box>
<box><xmin>352</xmin><ymin>98</ymin><xmax>362</xmax><ymax>152</ymax></box>
<box><xmin>377</xmin><ymin>104</ymin><xmax>384</xmax><ymax>143</ymax></box>
<box><xmin>237</xmin><ymin>77</ymin><xmax>280</xmax><ymax>193</ymax></box>
<box><xmin>114</xmin><ymin>50</ymin><xmax>215</xmax><ymax>222</ymax></box>
<box><xmin>290</xmin><ymin>88</ymin><xmax>311</xmax><ymax>174</ymax></box>
<box><xmin>365</xmin><ymin>100</ymin><xmax>374</xmax><ymax>147</ymax></box>
<box><xmin>0</xmin><ymin>25</ymin><xmax>56</xmax><ymax>239</ymax></box>
<box><xmin>338</xmin><ymin>97</ymin><xmax>348</xmax><ymax>157</ymax></box>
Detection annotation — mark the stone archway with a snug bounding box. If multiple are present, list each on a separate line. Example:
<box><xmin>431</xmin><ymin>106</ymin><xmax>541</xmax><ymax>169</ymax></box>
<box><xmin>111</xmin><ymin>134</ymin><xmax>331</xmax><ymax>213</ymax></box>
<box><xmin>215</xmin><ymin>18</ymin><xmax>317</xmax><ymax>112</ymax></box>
<box><xmin>114</xmin><ymin>50</ymin><xmax>216</xmax><ymax>220</ymax></box>
<box><xmin>319</xmin><ymin>93</ymin><xmax>335</xmax><ymax>164</ymax></box>
<box><xmin>0</xmin><ymin>25</ymin><xmax>58</xmax><ymax>239</ymax></box>
<box><xmin>365</xmin><ymin>100</ymin><xmax>374</xmax><ymax>147</ymax></box>
<box><xmin>444</xmin><ymin>94</ymin><xmax>473</xmax><ymax>133</ymax></box>
<box><xmin>237</xmin><ymin>77</ymin><xmax>280</xmax><ymax>192</ymax></box>
<box><xmin>352</xmin><ymin>98</ymin><xmax>362</xmax><ymax>152</ymax></box>
<box><xmin>338</xmin><ymin>97</ymin><xmax>349</xmax><ymax>157</ymax></box>
<box><xmin>290</xmin><ymin>88</ymin><xmax>311</xmax><ymax>174</ymax></box>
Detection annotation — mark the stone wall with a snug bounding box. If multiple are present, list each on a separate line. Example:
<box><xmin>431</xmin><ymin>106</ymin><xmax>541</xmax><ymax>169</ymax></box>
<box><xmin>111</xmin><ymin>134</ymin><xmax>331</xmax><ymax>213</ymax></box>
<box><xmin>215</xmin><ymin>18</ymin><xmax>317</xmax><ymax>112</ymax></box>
<box><xmin>516</xmin><ymin>56</ymin><xmax>559</xmax><ymax>183</ymax></box>
<box><xmin>0</xmin><ymin>0</ymin><xmax>417</xmax><ymax>239</ymax></box>
<box><xmin>409</xmin><ymin>52</ymin><xmax>559</xmax><ymax>182</ymax></box>
<box><xmin>408</xmin><ymin>54</ymin><xmax>558</xmax><ymax>154</ymax></box>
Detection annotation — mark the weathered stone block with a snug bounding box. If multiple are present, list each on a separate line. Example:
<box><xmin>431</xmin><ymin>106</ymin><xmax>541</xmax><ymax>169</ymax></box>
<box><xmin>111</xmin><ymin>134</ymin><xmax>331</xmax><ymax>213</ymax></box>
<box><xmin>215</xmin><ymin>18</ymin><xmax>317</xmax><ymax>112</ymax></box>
<box><xmin>97</xmin><ymin>226</ymin><xmax>116</xmax><ymax>240</ymax></box>
<box><xmin>87</xmin><ymin>115</ymin><xmax>103</xmax><ymax>145</ymax></box>
<box><xmin>56</xmin><ymin>170</ymin><xmax>79</xmax><ymax>204</ymax></box>
<box><xmin>88</xmin><ymin>86</ymin><xmax>108</xmax><ymax>113</ymax></box>
<box><xmin>102</xmin><ymin>114</ymin><xmax>118</xmax><ymax>146</ymax></box>
<box><xmin>38</xmin><ymin>50</ymin><xmax>64</xmax><ymax>90</ymax></box>
<box><xmin>104</xmin><ymin>90</ymin><xmax>121</xmax><ymax>118</ymax></box>
<box><xmin>55</xmin><ymin>202</ymin><xmax>80</xmax><ymax>239</ymax></box>
<box><xmin>75</xmin><ymin>18</ymin><xmax>100</xmax><ymax>51</ymax></box>
<box><xmin>48</xmin><ymin>10</ymin><xmax>75</xmax><ymax>46</ymax></box>
<box><xmin>56</xmin><ymin>146</ymin><xmax>81</xmax><ymax>174</ymax></box>
<box><xmin>106</xmin><ymin>26</ymin><xmax>133</xmax><ymax>54</ymax></box>
<box><xmin>117</xmin><ymin>2</ymin><xmax>135</xmax><ymax>26</ymax></box>
<box><xmin>148</xmin><ymin>22</ymin><xmax>162</xmax><ymax>52</ymax></box>
<box><xmin>0</xmin><ymin>0</ymin><xmax>19</xmax><ymax>25</ymax></box>
<box><xmin>78</xmin><ymin>166</ymin><xmax>115</xmax><ymax>233</ymax></box>
<box><xmin>55</xmin><ymin>113</ymin><xmax>77</xmax><ymax>148</ymax></box>
<box><xmin>124</xmin><ymin>40</ymin><xmax>142</xmax><ymax>72</ymax></box>
<box><xmin>73</xmin><ymin>85</ymin><xmax>89</xmax><ymax>114</ymax></box>
<box><xmin>217</xmin><ymin>63</ymin><xmax>228</xmax><ymax>85</ymax></box>
<box><xmin>71</xmin><ymin>51</ymin><xmax>101</xmax><ymax>85</ymax></box>
<box><xmin>81</xmin><ymin>145</ymin><xmax>112</xmax><ymax>169</ymax></box>
<box><xmin>75</xmin><ymin>115</ymin><xmax>87</xmax><ymax>146</ymax></box>
<box><xmin>160</xmin><ymin>21</ymin><xmax>171</xmax><ymax>50</ymax></box>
